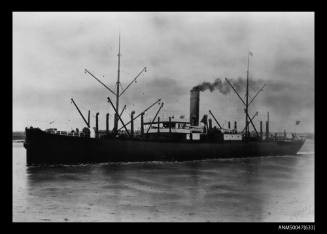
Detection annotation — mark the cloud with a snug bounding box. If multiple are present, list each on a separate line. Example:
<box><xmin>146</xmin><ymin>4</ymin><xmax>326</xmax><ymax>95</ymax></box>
<box><xmin>260</xmin><ymin>80</ymin><xmax>314</xmax><ymax>117</ymax></box>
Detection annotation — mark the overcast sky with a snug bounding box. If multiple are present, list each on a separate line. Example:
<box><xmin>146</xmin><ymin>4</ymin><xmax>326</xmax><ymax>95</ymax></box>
<box><xmin>13</xmin><ymin>12</ymin><xmax>314</xmax><ymax>133</ymax></box>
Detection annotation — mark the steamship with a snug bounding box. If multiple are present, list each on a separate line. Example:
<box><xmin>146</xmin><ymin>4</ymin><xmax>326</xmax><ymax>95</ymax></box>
<box><xmin>24</xmin><ymin>37</ymin><xmax>305</xmax><ymax>165</ymax></box>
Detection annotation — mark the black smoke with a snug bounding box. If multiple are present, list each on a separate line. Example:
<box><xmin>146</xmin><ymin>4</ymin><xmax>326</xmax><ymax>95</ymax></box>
<box><xmin>191</xmin><ymin>78</ymin><xmax>314</xmax><ymax>116</ymax></box>
<box><xmin>191</xmin><ymin>77</ymin><xmax>263</xmax><ymax>94</ymax></box>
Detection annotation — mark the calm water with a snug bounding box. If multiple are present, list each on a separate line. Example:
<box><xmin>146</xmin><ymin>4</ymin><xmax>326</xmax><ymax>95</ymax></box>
<box><xmin>13</xmin><ymin>140</ymin><xmax>314</xmax><ymax>222</ymax></box>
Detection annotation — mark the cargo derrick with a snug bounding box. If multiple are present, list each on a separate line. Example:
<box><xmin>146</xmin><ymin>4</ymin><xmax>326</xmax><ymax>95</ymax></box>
<box><xmin>60</xmin><ymin>50</ymin><xmax>278</xmax><ymax>144</ymax></box>
<box><xmin>117</xmin><ymin>99</ymin><xmax>162</xmax><ymax>132</ymax></box>
<box><xmin>146</xmin><ymin>103</ymin><xmax>164</xmax><ymax>134</ymax></box>
<box><xmin>241</xmin><ymin>112</ymin><xmax>258</xmax><ymax>133</ymax></box>
<box><xmin>208</xmin><ymin>110</ymin><xmax>223</xmax><ymax>130</ymax></box>
<box><xmin>70</xmin><ymin>98</ymin><xmax>90</xmax><ymax>128</ymax></box>
<box><xmin>82</xmin><ymin>34</ymin><xmax>193</xmax><ymax>141</ymax></box>
<box><xmin>119</xmin><ymin>105</ymin><xmax>127</xmax><ymax>119</ymax></box>
<box><xmin>85</xmin><ymin>34</ymin><xmax>147</xmax><ymax>136</ymax></box>
<box><xmin>223</xmin><ymin>53</ymin><xmax>265</xmax><ymax>141</ymax></box>
<box><xmin>107</xmin><ymin>96</ymin><xmax>131</xmax><ymax>137</ymax></box>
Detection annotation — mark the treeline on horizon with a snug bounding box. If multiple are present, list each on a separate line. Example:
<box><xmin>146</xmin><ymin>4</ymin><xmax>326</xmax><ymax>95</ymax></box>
<box><xmin>12</xmin><ymin>131</ymin><xmax>25</xmax><ymax>140</ymax></box>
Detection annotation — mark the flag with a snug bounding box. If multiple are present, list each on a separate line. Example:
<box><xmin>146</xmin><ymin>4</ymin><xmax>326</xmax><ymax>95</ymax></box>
<box><xmin>249</xmin><ymin>51</ymin><xmax>253</xmax><ymax>56</ymax></box>
<box><xmin>296</xmin><ymin>120</ymin><xmax>301</xmax><ymax>125</ymax></box>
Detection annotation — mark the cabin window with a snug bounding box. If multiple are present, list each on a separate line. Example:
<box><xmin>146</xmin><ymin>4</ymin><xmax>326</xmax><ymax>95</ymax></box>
<box><xmin>223</xmin><ymin>134</ymin><xmax>242</xmax><ymax>141</ymax></box>
<box><xmin>192</xmin><ymin>133</ymin><xmax>200</xmax><ymax>140</ymax></box>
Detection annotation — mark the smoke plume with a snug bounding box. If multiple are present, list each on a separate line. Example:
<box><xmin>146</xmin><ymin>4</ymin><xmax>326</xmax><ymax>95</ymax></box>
<box><xmin>192</xmin><ymin>77</ymin><xmax>314</xmax><ymax>117</ymax></box>
<box><xmin>192</xmin><ymin>77</ymin><xmax>263</xmax><ymax>94</ymax></box>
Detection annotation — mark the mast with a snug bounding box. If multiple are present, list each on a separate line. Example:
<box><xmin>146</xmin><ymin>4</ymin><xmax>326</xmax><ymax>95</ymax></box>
<box><xmin>84</xmin><ymin>33</ymin><xmax>147</xmax><ymax>135</ymax></box>
<box><xmin>226</xmin><ymin>52</ymin><xmax>264</xmax><ymax>139</ymax></box>
<box><xmin>245</xmin><ymin>52</ymin><xmax>251</xmax><ymax>137</ymax></box>
<box><xmin>114</xmin><ymin>33</ymin><xmax>121</xmax><ymax>132</ymax></box>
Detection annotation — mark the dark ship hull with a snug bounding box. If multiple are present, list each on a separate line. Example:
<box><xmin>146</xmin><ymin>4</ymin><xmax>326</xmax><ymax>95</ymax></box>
<box><xmin>24</xmin><ymin>127</ymin><xmax>305</xmax><ymax>166</ymax></box>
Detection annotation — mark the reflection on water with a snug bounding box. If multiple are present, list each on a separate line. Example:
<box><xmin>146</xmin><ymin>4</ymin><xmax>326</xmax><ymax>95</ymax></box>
<box><xmin>13</xmin><ymin>140</ymin><xmax>314</xmax><ymax>222</ymax></box>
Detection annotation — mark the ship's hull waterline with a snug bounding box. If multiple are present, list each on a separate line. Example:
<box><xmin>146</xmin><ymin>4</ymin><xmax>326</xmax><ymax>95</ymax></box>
<box><xmin>24</xmin><ymin>128</ymin><xmax>305</xmax><ymax>166</ymax></box>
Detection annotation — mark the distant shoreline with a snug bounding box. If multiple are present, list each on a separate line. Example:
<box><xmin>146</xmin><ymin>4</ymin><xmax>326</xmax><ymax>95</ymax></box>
<box><xmin>12</xmin><ymin>131</ymin><xmax>25</xmax><ymax>140</ymax></box>
<box><xmin>13</xmin><ymin>140</ymin><xmax>25</xmax><ymax>143</ymax></box>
